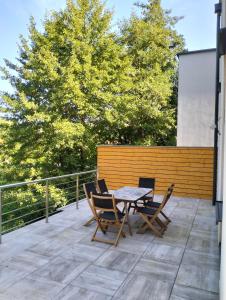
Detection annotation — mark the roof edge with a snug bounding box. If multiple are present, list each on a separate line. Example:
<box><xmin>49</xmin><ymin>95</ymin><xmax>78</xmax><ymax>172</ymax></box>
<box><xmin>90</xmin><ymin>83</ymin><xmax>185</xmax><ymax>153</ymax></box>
<box><xmin>178</xmin><ymin>48</ymin><xmax>216</xmax><ymax>56</ymax></box>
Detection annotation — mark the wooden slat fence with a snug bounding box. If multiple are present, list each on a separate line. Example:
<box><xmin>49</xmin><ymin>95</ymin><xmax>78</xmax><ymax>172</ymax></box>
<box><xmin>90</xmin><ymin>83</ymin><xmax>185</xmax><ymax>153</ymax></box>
<box><xmin>97</xmin><ymin>146</ymin><xmax>214</xmax><ymax>200</ymax></box>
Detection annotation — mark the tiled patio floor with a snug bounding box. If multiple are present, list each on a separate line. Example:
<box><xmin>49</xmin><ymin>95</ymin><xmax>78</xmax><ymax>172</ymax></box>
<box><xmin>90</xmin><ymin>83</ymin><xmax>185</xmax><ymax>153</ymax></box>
<box><xmin>0</xmin><ymin>196</ymin><xmax>220</xmax><ymax>300</ymax></box>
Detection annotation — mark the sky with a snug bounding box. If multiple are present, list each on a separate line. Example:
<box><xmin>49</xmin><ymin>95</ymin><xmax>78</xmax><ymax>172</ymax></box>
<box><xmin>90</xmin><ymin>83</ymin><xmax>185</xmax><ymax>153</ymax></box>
<box><xmin>0</xmin><ymin>0</ymin><xmax>217</xmax><ymax>92</ymax></box>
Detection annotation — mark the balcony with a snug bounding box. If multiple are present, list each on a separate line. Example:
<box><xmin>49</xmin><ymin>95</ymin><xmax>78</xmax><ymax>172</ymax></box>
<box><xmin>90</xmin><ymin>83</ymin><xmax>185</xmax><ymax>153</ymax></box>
<box><xmin>0</xmin><ymin>194</ymin><xmax>219</xmax><ymax>300</ymax></box>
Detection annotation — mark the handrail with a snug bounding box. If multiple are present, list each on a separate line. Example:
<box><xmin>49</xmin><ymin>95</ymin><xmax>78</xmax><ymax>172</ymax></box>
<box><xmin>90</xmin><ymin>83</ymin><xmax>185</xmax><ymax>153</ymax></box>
<box><xmin>0</xmin><ymin>169</ymin><xmax>96</xmax><ymax>190</ymax></box>
<box><xmin>0</xmin><ymin>169</ymin><xmax>97</xmax><ymax>244</ymax></box>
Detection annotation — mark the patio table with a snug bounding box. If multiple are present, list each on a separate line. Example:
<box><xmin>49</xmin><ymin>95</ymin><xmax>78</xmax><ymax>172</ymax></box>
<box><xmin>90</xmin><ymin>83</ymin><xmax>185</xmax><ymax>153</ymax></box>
<box><xmin>112</xmin><ymin>186</ymin><xmax>152</xmax><ymax>236</ymax></box>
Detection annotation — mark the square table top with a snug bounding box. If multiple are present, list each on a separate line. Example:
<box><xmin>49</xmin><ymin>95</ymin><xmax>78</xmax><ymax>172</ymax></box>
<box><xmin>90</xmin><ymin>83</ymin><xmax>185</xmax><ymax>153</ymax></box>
<box><xmin>112</xmin><ymin>186</ymin><xmax>152</xmax><ymax>202</ymax></box>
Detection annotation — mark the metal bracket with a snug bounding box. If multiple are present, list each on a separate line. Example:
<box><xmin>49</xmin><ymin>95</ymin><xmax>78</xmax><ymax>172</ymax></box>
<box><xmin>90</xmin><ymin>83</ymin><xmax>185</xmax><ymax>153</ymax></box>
<box><xmin>219</xmin><ymin>28</ymin><xmax>226</xmax><ymax>55</ymax></box>
<box><xmin>215</xmin><ymin>2</ymin><xmax>222</xmax><ymax>15</ymax></box>
<box><xmin>218</xmin><ymin>81</ymin><xmax>221</xmax><ymax>93</ymax></box>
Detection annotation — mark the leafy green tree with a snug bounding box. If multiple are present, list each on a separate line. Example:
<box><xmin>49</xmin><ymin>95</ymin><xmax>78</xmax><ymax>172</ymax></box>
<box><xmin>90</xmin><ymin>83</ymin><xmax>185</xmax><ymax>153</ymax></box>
<box><xmin>119</xmin><ymin>0</ymin><xmax>184</xmax><ymax>145</ymax></box>
<box><xmin>0</xmin><ymin>0</ymin><xmax>185</xmax><ymax>183</ymax></box>
<box><xmin>0</xmin><ymin>0</ymin><xmax>135</xmax><ymax>182</ymax></box>
<box><xmin>0</xmin><ymin>0</ymin><xmax>184</xmax><ymax>232</ymax></box>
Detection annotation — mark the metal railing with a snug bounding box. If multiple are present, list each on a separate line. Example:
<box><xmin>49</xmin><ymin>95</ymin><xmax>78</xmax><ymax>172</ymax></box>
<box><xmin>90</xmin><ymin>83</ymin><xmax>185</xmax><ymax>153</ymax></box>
<box><xmin>0</xmin><ymin>169</ymin><xmax>97</xmax><ymax>243</ymax></box>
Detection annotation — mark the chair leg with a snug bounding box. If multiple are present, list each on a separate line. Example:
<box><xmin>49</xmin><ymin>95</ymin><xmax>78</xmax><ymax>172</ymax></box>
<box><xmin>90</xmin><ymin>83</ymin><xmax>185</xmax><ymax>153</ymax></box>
<box><xmin>128</xmin><ymin>203</ymin><xmax>132</xmax><ymax>213</ymax></box>
<box><xmin>126</xmin><ymin>209</ymin><xmax>133</xmax><ymax>236</ymax></box>
<box><xmin>161</xmin><ymin>211</ymin><xmax>171</xmax><ymax>223</ymax></box>
<box><xmin>155</xmin><ymin>217</ymin><xmax>167</xmax><ymax>230</ymax></box>
<box><xmin>114</xmin><ymin>217</ymin><xmax>126</xmax><ymax>247</ymax></box>
<box><xmin>137</xmin><ymin>218</ymin><xmax>147</xmax><ymax>232</ymax></box>
<box><xmin>84</xmin><ymin>216</ymin><xmax>95</xmax><ymax>226</ymax></box>
<box><xmin>139</xmin><ymin>214</ymin><xmax>163</xmax><ymax>237</ymax></box>
<box><xmin>91</xmin><ymin>223</ymin><xmax>100</xmax><ymax>241</ymax></box>
<box><xmin>95</xmin><ymin>219</ymin><xmax>107</xmax><ymax>236</ymax></box>
<box><xmin>121</xmin><ymin>230</ymin><xmax>126</xmax><ymax>238</ymax></box>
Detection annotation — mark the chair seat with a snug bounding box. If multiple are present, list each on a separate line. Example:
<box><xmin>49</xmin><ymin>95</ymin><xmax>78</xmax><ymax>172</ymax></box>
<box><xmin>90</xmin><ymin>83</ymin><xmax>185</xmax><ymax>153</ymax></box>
<box><xmin>146</xmin><ymin>201</ymin><xmax>161</xmax><ymax>208</ymax></box>
<box><xmin>100</xmin><ymin>211</ymin><xmax>125</xmax><ymax>221</ymax></box>
<box><xmin>139</xmin><ymin>195</ymin><xmax>153</xmax><ymax>201</ymax></box>
<box><xmin>136</xmin><ymin>207</ymin><xmax>156</xmax><ymax>215</ymax></box>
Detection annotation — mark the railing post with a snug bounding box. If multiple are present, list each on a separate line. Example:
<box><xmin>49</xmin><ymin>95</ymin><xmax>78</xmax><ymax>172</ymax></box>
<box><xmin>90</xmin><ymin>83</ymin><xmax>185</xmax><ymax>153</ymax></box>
<box><xmin>96</xmin><ymin>168</ymin><xmax>98</xmax><ymax>182</ymax></box>
<box><xmin>76</xmin><ymin>175</ymin><xmax>79</xmax><ymax>209</ymax></box>
<box><xmin>0</xmin><ymin>189</ymin><xmax>2</xmax><ymax>244</ymax></box>
<box><xmin>45</xmin><ymin>181</ymin><xmax>49</xmax><ymax>223</ymax></box>
<box><xmin>95</xmin><ymin>169</ymin><xmax>98</xmax><ymax>187</ymax></box>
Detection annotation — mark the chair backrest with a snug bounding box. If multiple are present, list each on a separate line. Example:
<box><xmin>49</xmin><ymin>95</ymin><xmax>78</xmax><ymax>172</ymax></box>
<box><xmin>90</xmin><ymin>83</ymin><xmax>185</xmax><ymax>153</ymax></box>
<box><xmin>161</xmin><ymin>183</ymin><xmax>174</xmax><ymax>209</ymax></box>
<box><xmin>83</xmin><ymin>181</ymin><xmax>97</xmax><ymax>199</ymax></box>
<box><xmin>139</xmin><ymin>177</ymin><xmax>155</xmax><ymax>189</ymax></box>
<box><xmin>148</xmin><ymin>184</ymin><xmax>174</xmax><ymax>223</ymax></box>
<box><xmin>91</xmin><ymin>193</ymin><xmax>119</xmax><ymax>222</ymax></box>
<box><xmin>91</xmin><ymin>193</ymin><xmax>114</xmax><ymax>210</ymax></box>
<box><xmin>98</xmin><ymin>179</ymin><xmax>108</xmax><ymax>194</ymax></box>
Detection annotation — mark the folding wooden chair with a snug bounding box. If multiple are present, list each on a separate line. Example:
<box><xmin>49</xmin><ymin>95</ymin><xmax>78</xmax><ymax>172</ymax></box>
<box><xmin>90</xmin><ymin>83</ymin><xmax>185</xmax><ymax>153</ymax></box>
<box><xmin>97</xmin><ymin>179</ymin><xmax>109</xmax><ymax>194</ymax></box>
<box><xmin>136</xmin><ymin>184</ymin><xmax>174</xmax><ymax>237</ymax></box>
<box><xmin>128</xmin><ymin>177</ymin><xmax>155</xmax><ymax>213</ymax></box>
<box><xmin>91</xmin><ymin>193</ymin><xmax>126</xmax><ymax>246</ymax></box>
<box><xmin>83</xmin><ymin>182</ymin><xmax>98</xmax><ymax>226</ymax></box>
<box><xmin>145</xmin><ymin>183</ymin><xmax>175</xmax><ymax>224</ymax></box>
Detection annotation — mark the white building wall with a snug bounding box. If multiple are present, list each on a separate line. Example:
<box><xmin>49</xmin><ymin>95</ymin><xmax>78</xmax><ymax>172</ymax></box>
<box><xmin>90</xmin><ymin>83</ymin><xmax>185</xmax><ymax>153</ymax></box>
<box><xmin>220</xmin><ymin>1</ymin><xmax>226</xmax><ymax>298</ymax></box>
<box><xmin>219</xmin><ymin>56</ymin><xmax>226</xmax><ymax>300</ymax></box>
<box><xmin>177</xmin><ymin>50</ymin><xmax>216</xmax><ymax>147</ymax></box>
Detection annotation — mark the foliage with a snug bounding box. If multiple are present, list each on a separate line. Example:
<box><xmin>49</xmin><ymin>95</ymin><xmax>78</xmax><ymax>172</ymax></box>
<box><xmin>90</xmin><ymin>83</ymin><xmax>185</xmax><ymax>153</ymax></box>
<box><xmin>0</xmin><ymin>0</ymin><xmax>184</xmax><ymax>231</ymax></box>
<box><xmin>2</xmin><ymin>184</ymin><xmax>67</xmax><ymax>233</ymax></box>
<box><xmin>119</xmin><ymin>0</ymin><xmax>184</xmax><ymax>145</ymax></box>
<box><xmin>1</xmin><ymin>0</ymin><xmax>134</xmax><ymax>182</ymax></box>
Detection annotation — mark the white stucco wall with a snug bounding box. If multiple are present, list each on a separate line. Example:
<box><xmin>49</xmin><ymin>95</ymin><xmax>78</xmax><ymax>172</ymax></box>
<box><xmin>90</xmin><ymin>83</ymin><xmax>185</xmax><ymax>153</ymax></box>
<box><xmin>219</xmin><ymin>1</ymin><xmax>226</xmax><ymax>299</ymax></box>
<box><xmin>219</xmin><ymin>53</ymin><xmax>226</xmax><ymax>300</ymax></box>
<box><xmin>177</xmin><ymin>50</ymin><xmax>216</xmax><ymax>146</ymax></box>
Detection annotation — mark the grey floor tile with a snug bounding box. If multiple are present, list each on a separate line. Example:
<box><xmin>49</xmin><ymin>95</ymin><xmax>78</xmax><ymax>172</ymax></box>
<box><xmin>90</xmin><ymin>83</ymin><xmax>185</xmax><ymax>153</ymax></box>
<box><xmin>198</xmin><ymin>199</ymin><xmax>212</xmax><ymax>207</ymax></box>
<box><xmin>182</xmin><ymin>249</ymin><xmax>220</xmax><ymax>269</ymax></box>
<box><xmin>0</xmin><ymin>243</ymin><xmax>26</xmax><ymax>264</ymax></box>
<box><xmin>95</xmin><ymin>249</ymin><xmax>139</xmax><ymax>273</ymax></box>
<box><xmin>30</xmin><ymin>256</ymin><xmax>90</xmax><ymax>284</ymax></box>
<box><xmin>28</xmin><ymin>239</ymin><xmax>66</xmax><ymax>258</ymax></box>
<box><xmin>143</xmin><ymin>241</ymin><xmax>184</xmax><ymax>265</ymax></box>
<box><xmin>2</xmin><ymin>251</ymin><xmax>49</xmax><ymax>273</ymax></box>
<box><xmin>186</xmin><ymin>233</ymin><xmax>219</xmax><ymax>255</ymax></box>
<box><xmin>175</xmin><ymin>198</ymin><xmax>198</xmax><ymax>207</ymax></box>
<box><xmin>114</xmin><ymin>273</ymin><xmax>173</xmax><ymax>300</ymax></box>
<box><xmin>190</xmin><ymin>229</ymin><xmax>218</xmax><ymax>242</ymax></box>
<box><xmin>55</xmin><ymin>284</ymin><xmax>111</xmax><ymax>300</ymax></box>
<box><xmin>129</xmin><ymin>231</ymin><xmax>155</xmax><ymax>243</ymax></box>
<box><xmin>171</xmin><ymin>284</ymin><xmax>219</xmax><ymax>300</ymax></box>
<box><xmin>0</xmin><ymin>293</ymin><xmax>18</xmax><ymax>300</ymax></box>
<box><xmin>155</xmin><ymin>224</ymin><xmax>190</xmax><ymax>247</ymax></box>
<box><xmin>4</xmin><ymin>232</ymin><xmax>46</xmax><ymax>249</ymax></box>
<box><xmin>170</xmin><ymin>210</ymin><xmax>195</xmax><ymax>226</ymax></box>
<box><xmin>192</xmin><ymin>216</ymin><xmax>217</xmax><ymax>232</ymax></box>
<box><xmin>59</xmin><ymin>243</ymin><xmax>106</xmax><ymax>262</ymax></box>
<box><xmin>79</xmin><ymin>233</ymin><xmax>112</xmax><ymax>249</ymax></box>
<box><xmin>31</xmin><ymin>223</ymin><xmax>65</xmax><ymax>239</ymax></box>
<box><xmin>196</xmin><ymin>207</ymin><xmax>215</xmax><ymax>217</ymax></box>
<box><xmin>50</xmin><ymin>227</ymin><xmax>88</xmax><ymax>244</ymax></box>
<box><xmin>70</xmin><ymin>265</ymin><xmax>127</xmax><ymax>296</ymax></box>
<box><xmin>1</xmin><ymin>277</ymin><xmax>65</xmax><ymax>300</ymax></box>
<box><xmin>72</xmin><ymin>223</ymin><xmax>96</xmax><ymax>234</ymax></box>
<box><xmin>110</xmin><ymin>236</ymin><xmax>149</xmax><ymax>254</ymax></box>
<box><xmin>176</xmin><ymin>264</ymin><xmax>219</xmax><ymax>293</ymax></box>
<box><xmin>0</xmin><ymin>265</ymin><xmax>28</xmax><ymax>293</ymax></box>
<box><xmin>0</xmin><ymin>197</ymin><xmax>219</xmax><ymax>300</ymax></box>
<box><xmin>0</xmin><ymin>235</ymin><xmax>45</xmax><ymax>264</ymax></box>
<box><xmin>170</xmin><ymin>296</ymin><xmax>187</xmax><ymax>300</ymax></box>
<box><xmin>133</xmin><ymin>258</ymin><xmax>179</xmax><ymax>282</ymax></box>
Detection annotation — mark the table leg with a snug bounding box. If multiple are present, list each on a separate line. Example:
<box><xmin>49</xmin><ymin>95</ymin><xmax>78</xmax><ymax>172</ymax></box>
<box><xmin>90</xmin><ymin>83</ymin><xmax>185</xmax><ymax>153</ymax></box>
<box><xmin>125</xmin><ymin>202</ymin><xmax>133</xmax><ymax>236</ymax></box>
